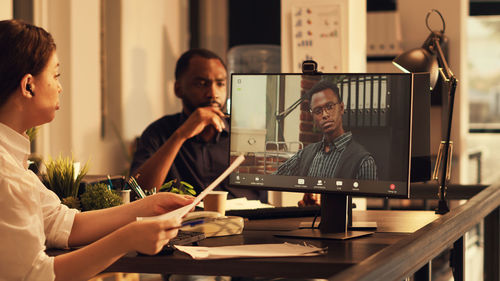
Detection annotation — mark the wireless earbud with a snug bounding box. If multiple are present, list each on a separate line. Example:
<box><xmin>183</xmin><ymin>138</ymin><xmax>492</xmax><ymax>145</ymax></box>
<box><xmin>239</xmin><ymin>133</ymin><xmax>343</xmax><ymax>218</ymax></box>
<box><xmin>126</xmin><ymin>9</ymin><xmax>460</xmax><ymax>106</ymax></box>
<box><xmin>26</xmin><ymin>84</ymin><xmax>35</xmax><ymax>96</ymax></box>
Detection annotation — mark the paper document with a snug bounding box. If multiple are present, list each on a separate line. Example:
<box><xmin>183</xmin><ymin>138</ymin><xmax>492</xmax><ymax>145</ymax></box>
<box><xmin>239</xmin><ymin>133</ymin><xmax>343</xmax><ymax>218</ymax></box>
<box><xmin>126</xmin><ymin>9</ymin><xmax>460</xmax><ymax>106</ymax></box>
<box><xmin>197</xmin><ymin>197</ymin><xmax>274</xmax><ymax>210</ymax></box>
<box><xmin>137</xmin><ymin>155</ymin><xmax>245</xmax><ymax>221</ymax></box>
<box><xmin>174</xmin><ymin>242</ymin><xmax>327</xmax><ymax>260</ymax></box>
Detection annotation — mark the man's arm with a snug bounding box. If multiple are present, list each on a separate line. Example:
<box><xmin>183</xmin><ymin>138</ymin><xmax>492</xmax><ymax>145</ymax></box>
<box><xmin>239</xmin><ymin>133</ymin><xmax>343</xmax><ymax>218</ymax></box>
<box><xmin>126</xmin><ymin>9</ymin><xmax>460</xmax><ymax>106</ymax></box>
<box><xmin>133</xmin><ymin>107</ymin><xmax>226</xmax><ymax>190</ymax></box>
<box><xmin>356</xmin><ymin>155</ymin><xmax>377</xmax><ymax>180</ymax></box>
<box><xmin>275</xmin><ymin>150</ymin><xmax>302</xmax><ymax>176</ymax></box>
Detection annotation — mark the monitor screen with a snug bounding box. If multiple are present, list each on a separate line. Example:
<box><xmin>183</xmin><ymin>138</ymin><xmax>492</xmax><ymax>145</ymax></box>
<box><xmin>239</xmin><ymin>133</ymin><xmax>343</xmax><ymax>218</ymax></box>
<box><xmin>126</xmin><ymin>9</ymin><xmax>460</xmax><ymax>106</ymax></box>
<box><xmin>228</xmin><ymin>73</ymin><xmax>430</xmax><ymax>200</ymax></box>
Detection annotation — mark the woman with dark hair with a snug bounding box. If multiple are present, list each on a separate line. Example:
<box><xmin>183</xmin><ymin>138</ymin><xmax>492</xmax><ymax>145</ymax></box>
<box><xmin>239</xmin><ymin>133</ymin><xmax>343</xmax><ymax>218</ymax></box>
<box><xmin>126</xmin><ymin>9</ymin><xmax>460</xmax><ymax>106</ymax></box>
<box><xmin>0</xmin><ymin>19</ymin><xmax>193</xmax><ymax>281</ymax></box>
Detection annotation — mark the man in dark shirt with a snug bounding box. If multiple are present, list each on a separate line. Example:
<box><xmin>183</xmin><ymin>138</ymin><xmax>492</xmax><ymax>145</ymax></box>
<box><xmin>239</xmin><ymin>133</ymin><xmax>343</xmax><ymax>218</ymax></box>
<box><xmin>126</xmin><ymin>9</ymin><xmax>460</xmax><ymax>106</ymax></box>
<box><xmin>130</xmin><ymin>49</ymin><xmax>262</xmax><ymax>200</ymax></box>
<box><xmin>275</xmin><ymin>80</ymin><xmax>377</xmax><ymax>205</ymax></box>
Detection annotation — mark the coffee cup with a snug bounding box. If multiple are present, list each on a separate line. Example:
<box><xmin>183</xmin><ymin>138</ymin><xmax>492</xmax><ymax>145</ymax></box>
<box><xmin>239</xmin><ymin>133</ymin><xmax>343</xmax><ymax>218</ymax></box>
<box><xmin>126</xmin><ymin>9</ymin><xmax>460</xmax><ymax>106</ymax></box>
<box><xmin>203</xmin><ymin>191</ymin><xmax>228</xmax><ymax>216</ymax></box>
<box><xmin>120</xmin><ymin>189</ymin><xmax>131</xmax><ymax>204</ymax></box>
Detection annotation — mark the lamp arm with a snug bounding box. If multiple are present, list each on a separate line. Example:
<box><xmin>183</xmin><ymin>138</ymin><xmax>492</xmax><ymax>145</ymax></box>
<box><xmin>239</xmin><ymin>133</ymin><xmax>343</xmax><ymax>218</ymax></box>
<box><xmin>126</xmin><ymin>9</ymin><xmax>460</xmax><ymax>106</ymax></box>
<box><xmin>432</xmin><ymin>36</ymin><xmax>455</xmax><ymax>81</ymax></box>
<box><xmin>435</xmin><ymin>77</ymin><xmax>457</xmax><ymax>214</ymax></box>
<box><xmin>432</xmin><ymin>34</ymin><xmax>458</xmax><ymax>215</ymax></box>
<box><xmin>276</xmin><ymin>96</ymin><xmax>305</xmax><ymax>121</ymax></box>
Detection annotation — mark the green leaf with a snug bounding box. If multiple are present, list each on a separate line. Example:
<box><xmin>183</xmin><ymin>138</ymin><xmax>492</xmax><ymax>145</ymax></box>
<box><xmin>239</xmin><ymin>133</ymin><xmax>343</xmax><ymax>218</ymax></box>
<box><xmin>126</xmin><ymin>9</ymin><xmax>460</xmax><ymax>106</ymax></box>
<box><xmin>160</xmin><ymin>180</ymin><xmax>174</xmax><ymax>192</ymax></box>
<box><xmin>42</xmin><ymin>154</ymin><xmax>89</xmax><ymax>200</ymax></box>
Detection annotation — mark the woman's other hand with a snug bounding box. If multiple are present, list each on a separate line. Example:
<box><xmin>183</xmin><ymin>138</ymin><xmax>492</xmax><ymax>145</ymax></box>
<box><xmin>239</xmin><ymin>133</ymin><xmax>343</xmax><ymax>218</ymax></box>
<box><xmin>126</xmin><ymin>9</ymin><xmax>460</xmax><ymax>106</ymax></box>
<box><xmin>120</xmin><ymin>218</ymin><xmax>181</xmax><ymax>255</ymax></box>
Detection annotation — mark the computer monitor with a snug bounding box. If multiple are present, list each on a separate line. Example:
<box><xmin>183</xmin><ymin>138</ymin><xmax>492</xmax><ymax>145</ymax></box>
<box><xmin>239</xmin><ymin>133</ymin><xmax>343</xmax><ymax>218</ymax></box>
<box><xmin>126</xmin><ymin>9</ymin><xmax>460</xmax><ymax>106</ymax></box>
<box><xmin>228</xmin><ymin>73</ymin><xmax>430</xmax><ymax>239</ymax></box>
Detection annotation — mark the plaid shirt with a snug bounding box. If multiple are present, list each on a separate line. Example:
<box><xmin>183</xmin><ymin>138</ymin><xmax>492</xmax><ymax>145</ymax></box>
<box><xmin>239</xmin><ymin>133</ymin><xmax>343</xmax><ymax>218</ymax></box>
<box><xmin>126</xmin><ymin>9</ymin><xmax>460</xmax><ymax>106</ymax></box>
<box><xmin>276</xmin><ymin>132</ymin><xmax>377</xmax><ymax>180</ymax></box>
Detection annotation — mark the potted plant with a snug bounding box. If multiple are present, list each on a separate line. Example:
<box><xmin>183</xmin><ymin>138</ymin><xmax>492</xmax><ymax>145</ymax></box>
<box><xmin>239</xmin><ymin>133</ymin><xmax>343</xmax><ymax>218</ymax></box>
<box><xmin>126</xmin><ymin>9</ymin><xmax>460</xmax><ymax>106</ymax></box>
<box><xmin>42</xmin><ymin>155</ymin><xmax>89</xmax><ymax>209</ymax></box>
<box><xmin>160</xmin><ymin>179</ymin><xmax>196</xmax><ymax>196</ymax></box>
<box><xmin>26</xmin><ymin>127</ymin><xmax>42</xmax><ymax>175</ymax></box>
<box><xmin>80</xmin><ymin>183</ymin><xmax>122</xmax><ymax>211</ymax></box>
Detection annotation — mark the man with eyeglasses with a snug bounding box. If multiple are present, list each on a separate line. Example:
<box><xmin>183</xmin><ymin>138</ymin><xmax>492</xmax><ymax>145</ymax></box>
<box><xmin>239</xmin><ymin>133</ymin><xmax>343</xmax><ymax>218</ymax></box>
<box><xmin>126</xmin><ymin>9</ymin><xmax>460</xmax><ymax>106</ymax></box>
<box><xmin>276</xmin><ymin>80</ymin><xmax>377</xmax><ymax>204</ymax></box>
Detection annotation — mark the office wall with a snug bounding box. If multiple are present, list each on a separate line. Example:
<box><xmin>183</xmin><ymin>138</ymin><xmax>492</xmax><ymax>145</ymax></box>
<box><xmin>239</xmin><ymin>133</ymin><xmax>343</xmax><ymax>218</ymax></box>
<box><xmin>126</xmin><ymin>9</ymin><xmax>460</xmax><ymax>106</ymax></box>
<box><xmin>121</xmin><ymin>0</ymin><xmax>188</xmax><ymax>141</ymax></box>
<box><xmin>0</xmin><ymin>0</ymin><xmax>12</xmax><ymax>19</ymax></box>
<box><xmin>34</xmin><ymin>0</ymin><xmax>109</xmax><ymax>172</ymax></box>
<box><xmin>33</xmin><ymin>0</ymin><xmax>189</xmax><ymax>175</ymax></box>
<box><xmin>281</xmin><ymin>0</ymin><xmax>366</xmax><ymax>73</ymax></box>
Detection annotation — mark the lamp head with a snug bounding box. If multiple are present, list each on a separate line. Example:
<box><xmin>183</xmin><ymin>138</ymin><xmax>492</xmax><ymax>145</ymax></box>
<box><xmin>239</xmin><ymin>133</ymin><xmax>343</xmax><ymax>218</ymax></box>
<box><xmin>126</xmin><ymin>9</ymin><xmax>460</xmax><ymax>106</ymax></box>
<box><xmin>393</xmin><ymin>9</ymin><xmax>448</xmax><ymax>91</ymax></box>
<box><xmin>392</xmin><ymin>43</ymin><xmax>439</xmax><ymax>90</ymax></box>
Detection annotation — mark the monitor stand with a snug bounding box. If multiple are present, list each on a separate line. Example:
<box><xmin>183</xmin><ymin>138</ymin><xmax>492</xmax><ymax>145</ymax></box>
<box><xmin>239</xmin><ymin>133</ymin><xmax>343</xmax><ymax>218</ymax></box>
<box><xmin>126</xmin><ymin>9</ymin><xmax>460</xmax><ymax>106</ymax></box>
<box><xmin>274</xmin><ymin>194</ymin><xmax>374</xmax><ymax>240</ymax></box>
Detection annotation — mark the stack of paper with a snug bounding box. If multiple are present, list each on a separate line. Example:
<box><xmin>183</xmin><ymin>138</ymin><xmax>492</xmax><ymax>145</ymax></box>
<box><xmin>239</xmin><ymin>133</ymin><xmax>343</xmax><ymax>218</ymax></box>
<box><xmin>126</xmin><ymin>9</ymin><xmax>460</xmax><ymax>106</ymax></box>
<box><xmin>174</xmin><ymin>242</ymin><xmax>327</xmax><ymax>260</ymax></box>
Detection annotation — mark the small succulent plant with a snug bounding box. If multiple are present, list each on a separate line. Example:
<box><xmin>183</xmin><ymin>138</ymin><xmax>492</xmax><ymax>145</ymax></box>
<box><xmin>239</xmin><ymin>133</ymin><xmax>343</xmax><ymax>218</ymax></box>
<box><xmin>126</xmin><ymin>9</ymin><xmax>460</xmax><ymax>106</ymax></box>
<box><xmin>80</xmin><ymin>183</ymin><xmax>122</xmax><ymax>211</ymax></box>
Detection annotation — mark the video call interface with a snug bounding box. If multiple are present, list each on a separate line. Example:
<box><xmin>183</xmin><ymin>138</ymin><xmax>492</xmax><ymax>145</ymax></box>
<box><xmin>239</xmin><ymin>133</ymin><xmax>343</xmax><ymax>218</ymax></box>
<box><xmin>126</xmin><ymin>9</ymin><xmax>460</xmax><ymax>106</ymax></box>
<box><xmin>228</xmin><ymin>73</ymin><xmax>415</xmax><ymax>198</ymax></box>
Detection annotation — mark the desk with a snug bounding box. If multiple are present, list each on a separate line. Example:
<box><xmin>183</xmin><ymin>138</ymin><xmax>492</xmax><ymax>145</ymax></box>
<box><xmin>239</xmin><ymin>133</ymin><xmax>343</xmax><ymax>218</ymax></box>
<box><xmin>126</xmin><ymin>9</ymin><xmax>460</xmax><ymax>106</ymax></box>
<box><xmin>48</xmin><ymin>210</ymin><xmax>439</xmax><ymax>279</ymax></box>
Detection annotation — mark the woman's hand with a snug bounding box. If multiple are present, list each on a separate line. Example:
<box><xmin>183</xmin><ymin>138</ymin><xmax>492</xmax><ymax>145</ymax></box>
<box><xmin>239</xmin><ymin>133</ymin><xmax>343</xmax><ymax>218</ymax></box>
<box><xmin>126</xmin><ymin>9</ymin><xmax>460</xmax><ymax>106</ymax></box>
<box><xmin>138</xmin><ymin>192</ymin><xmax>194</xmax><ymax>217</ymax></box>
<box><xmin>121</xmin><ymin>218</ymin><xmax>181</xmax><ymax>255</ymax></box>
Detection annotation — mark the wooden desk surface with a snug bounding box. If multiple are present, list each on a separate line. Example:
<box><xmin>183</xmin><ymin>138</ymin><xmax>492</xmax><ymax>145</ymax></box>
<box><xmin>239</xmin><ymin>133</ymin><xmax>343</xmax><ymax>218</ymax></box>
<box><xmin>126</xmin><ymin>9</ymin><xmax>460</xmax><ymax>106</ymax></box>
<box><xmin>48</xmin><ymin>210</ymin><xmax>440</xmax><ymax>279</ymax></box>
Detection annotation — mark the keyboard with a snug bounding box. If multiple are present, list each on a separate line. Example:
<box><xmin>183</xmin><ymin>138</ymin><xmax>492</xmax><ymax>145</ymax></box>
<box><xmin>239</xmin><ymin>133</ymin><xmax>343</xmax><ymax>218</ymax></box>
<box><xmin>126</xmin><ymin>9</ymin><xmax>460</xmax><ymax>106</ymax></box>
<box><xmin>169</xmin><ymin>230</ymin><xmax>206</xmax><ymax>246</ymax></box>
<box><xmin>225</xmin><ymin>205</ymin><xmax>321</xmax><ymax>220</ymax></box>
<box><xmin>155</xmin><ymin>230</ymin><xmax>205</xmax><ymax>256</ymax></box>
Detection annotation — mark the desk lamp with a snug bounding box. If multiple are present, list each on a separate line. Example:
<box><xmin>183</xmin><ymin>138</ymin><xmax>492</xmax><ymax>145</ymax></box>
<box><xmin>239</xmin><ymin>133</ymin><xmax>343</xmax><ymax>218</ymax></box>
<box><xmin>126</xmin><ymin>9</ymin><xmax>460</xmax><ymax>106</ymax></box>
<box><xmin>393</xmin><ymin>9</ymin><xmax>458</xmax><ymax>214</ymax></box>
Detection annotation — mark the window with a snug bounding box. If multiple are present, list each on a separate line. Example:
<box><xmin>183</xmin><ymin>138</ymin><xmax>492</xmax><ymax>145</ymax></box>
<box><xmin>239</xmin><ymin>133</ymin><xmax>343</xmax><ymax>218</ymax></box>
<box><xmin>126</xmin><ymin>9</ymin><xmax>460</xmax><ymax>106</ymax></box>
<box><xmin>467</xmin><ymin>1</ymin><xmax>500</xmax><ymax>185</ymax></box>
<box><xmin>468</xmin><ymin>16</ymin><xmax>500</xmax><ymax>131</ymax></box>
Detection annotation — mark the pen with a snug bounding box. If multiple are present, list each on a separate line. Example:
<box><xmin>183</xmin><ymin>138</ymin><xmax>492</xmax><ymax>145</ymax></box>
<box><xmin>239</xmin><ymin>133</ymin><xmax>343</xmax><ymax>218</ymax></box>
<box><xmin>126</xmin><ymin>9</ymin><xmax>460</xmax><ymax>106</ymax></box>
<box><xmin>128</xmin><ymin>176</ymin><xmax>146</xmax><ymax>199</ymax></box>
<box><xmin>181</xmin><ymin>218</ymin><xmax>216</xmax><ymax>227</ymax></box>
<box><xmin>107</xmin><ymin>175</ymin><xmax>113</xmax><ymax>190</ymax></box>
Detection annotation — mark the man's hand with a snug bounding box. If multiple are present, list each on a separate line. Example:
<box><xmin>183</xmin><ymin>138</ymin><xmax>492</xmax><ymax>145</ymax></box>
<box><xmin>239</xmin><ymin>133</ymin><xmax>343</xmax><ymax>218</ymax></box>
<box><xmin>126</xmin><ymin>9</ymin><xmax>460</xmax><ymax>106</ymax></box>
<box><xmin>175</xmin><ymin>106</ymin><xmax>226</xmax><ymax>141</ymax></box>
<box><xmin>131</xmin><ymin>107</ymin><xmax>226</xmax><ymax>191</ymax></box>
<box><xmin>298</xmin><ymin>193</ymin><xmax>321</xmax><ymax>207</ymax></box>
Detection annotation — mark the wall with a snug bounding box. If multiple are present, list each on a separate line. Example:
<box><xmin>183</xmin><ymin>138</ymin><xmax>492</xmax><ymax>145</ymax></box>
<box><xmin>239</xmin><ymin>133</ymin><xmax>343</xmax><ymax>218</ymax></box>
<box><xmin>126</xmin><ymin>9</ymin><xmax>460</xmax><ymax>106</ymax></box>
<box><xmin>0</xmin><ymin>0</ymin><xmax>12</xmax><ymax>19</ymax></box>
<box><xmin>121</xmin><ymin>0</ymin><xmax>188</xmax><ymax>141</ymax></box>
<box><xmin>33</xmin><ymin>0</ymin><xmax>189</xmax><ymax>175</ymax></box>
<box><xmin>281</xmin><ymin>0</ymin><xmax>366</xmax><ymax>73</ymax></box>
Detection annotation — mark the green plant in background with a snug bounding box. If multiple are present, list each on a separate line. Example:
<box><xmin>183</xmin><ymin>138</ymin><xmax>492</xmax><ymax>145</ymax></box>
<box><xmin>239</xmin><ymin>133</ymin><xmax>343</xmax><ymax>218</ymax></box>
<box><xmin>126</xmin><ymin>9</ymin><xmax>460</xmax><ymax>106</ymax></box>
<box><xmin>42</xmin><ymin>155</ymin><xmax>89</xmax><ymax>208</ymax></box>
<box><xmin>61</xmin><ymin>196</ymin><xmax>81</xmax><ymax>209</ymax></box>
<box><xmin>25</xmin><ymin>127</ymin><xmax>39</xmax><ymax>142</ymax></box>
<box><xmin>80</xmin><ymin>183</ymin><xmax>122</xmax><ymax>211</ymax></box>
<box><xmin>25</xmin><ymin>127</ymin><xmax>42</xmax><ymax>174</ymax></box>
<box><xmin>160</xmin><ymin>179</ymin><xmax>196</xmax><ymax>196</ymax></box>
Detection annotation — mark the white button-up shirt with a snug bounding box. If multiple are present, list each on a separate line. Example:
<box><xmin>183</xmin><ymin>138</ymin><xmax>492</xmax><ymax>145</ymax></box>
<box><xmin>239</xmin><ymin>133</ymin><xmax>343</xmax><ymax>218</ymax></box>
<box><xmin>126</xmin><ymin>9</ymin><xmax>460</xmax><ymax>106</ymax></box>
<box><xmin>0</xmin><ymin>123</ymin><xmax>78</xmax><ymax>281</ymax></box>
